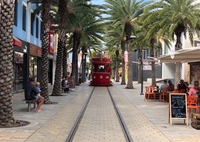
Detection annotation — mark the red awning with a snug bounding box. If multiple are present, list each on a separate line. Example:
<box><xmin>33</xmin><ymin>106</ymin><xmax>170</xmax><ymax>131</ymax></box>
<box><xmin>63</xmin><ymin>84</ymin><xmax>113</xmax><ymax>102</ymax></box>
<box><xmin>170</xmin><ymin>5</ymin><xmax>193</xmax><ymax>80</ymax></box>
<box><xmin>13</xmin><ymin>36</ymin><xmax>22</xmax><ymax>47</ymax></box>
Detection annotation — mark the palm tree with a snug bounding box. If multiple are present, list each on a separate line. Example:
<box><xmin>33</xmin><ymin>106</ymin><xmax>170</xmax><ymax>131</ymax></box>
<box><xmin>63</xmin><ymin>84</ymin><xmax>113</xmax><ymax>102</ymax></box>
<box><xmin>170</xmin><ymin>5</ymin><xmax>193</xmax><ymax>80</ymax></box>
<box><xmin>39</xmin><ymin>0</ymin><xmax>52</xmax><ymax>103</ymax></box>
<box><xmin>138</xmin><ymin>15</ymin><xmax>171</xmax><ymax>86</ymax></box>
<box><xmin>105</xmin><ymin>25</ymin><xmax>126</xmax><ymax>84</ymax></box>
<box><xmin>52</xmin><ymin>0</ymin><xmax>68</xmax><ymax>96</ymax></box>
<box><xmin>0</xmin><ymin>0</ymin><xmax>15</xmax><ymax>127</ymax></box>
<box><xmin>104</xmin><ymin>0</ymin><xmax>149</xmax><ymax>89</ymax></box>
<box><xmin>67</xmin><ymin>12</ymin><xmax>105</xmax><ymax>85</ymax></box>
<box><xmin>144</xmin><ymin>0</ymin><xmax>200</xmax><ymax>87</ymax></box>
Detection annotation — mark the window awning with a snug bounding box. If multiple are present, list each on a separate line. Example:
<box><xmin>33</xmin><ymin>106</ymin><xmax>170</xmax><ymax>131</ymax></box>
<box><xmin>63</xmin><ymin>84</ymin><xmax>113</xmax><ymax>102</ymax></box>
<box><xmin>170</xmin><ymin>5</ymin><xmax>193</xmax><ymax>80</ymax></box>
<box><xmin>13</xmin><ymin>36</ymin><xmax>22</xmax><ymax>47</ymax></box>
<box><xmin>158</xmin><ymin>47</ymin><xmax>200</xmax><ymax>63</ymax></box>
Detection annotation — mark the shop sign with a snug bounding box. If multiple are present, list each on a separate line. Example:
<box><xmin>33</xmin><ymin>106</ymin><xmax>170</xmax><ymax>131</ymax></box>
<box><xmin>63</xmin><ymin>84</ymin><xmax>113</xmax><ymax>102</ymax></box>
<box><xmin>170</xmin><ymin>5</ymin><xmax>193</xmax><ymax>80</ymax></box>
<box><xmin>48</xmin><ymin>30</ymin><xmax>54</xmax><ymax>54</ymax></box>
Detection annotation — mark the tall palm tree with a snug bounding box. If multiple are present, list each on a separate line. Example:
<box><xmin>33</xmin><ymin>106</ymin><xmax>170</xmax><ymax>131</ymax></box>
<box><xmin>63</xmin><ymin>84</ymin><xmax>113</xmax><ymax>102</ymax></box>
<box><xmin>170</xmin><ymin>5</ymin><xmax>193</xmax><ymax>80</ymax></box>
<box><xmin>144</xmin><ymin>0</ymin><xmax>200</xmax><ymax>87</ymax></box>
<box><xmin>40</xmin><ymin>0</ymin><xmax>52</xmax><ymax>103</ymax></box>
<box><xmin>105</xmin><ymin>25</ymin><xmax>126</xmax><ymax>84</ymax></box>
<box><xmin>68</xmin><ymin>12</ymin><xmax>105</xmax><ymax>85</ymax></box>
<box><xmin>104</xmin><ymin>0</ymin><xmax>149</xmax><ymax>89</ymax></box>
<box><xmin>0</xmin><ymin>0</ymin><xmax>15</xmax><ymax>127</ymax></box>
<box><xmin>52</xmin><ymin>0</ymin><xmax>68</xmax><ymax>96</ymax></box>
<box><xmin>138</xmin><ymin>14</ymin><xmax>171</xmax><ymax>86</ymax></box>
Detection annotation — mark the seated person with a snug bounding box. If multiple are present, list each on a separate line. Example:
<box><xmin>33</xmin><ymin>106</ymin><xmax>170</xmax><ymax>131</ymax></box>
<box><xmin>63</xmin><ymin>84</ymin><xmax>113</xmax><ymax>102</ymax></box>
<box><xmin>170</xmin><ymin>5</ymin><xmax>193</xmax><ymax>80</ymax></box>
<box><xmin>189</xmin><ymin>80</ymin><xmax>200</xmax><ymax>96</ymax></box>
<box><xmin>99</xmin><ymin>67</ymin><xmax>105</xmax><ymax>72</ymax></box>
<box><xmin>160</xmin><ymin>80</ymin><xmax>168</xmax><ymax>92</ymax></box>
<box><xmin>62</xmin><ymin>76</ymin><xmax>69</xmax><ymax>93</ymax></box>
<box><xmin>177</xmin><ymin>79</ymin><xmax>188</xmax><ymax>93</ymax></box>
<box><xmin>168</xmin><ymin>80</ymin><xmax>174</xmax><ymax>91</ymax></box>
<box><xmin>25</xmin><ymin>78</ymin><xmax>44</xmax><ymax>112</ymax></box>
<box><xmin>35</xmin><ymin>82</ymin><xmax>41</xmax><ymax>96</ymax></box>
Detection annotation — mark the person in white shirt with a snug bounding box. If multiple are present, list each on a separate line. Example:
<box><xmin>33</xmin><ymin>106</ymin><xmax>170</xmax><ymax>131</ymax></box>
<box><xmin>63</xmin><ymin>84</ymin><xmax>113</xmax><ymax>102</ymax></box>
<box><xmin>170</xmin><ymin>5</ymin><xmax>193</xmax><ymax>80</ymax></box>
<box><xmin>160</xmin><ymin>80</ymin><xmax>168</xmax><ymax>92</ymax></box>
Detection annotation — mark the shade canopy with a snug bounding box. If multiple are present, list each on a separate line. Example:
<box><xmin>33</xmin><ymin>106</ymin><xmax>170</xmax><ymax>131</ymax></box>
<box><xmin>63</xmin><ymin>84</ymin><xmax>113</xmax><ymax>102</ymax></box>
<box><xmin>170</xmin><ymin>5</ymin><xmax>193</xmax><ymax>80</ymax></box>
<box><xmin>158</xmin><ymin>47</ymin><xmax>200</xmax><ymax>63</ymax></box>
<box><xmin>13</xmin><ymin>36</ymin><xmax>22</xmax><ymax>47</ymax></box>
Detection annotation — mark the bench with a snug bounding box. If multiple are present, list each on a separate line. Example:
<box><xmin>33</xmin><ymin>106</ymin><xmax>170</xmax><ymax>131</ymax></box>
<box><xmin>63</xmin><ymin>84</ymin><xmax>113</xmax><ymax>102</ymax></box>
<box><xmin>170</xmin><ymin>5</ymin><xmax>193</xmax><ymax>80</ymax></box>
<box><xmin>22</xmin><ymin>99</ymin><xmax>37</xmax><ymax>112</ymax></box>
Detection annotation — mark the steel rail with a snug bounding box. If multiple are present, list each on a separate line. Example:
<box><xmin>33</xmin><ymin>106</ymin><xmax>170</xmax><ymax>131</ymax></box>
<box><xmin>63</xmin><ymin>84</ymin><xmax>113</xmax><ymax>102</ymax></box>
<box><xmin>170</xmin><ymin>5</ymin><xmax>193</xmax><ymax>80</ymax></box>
<box><xmin>65</xmin><ymin>87</ymin><xmax>95</xmax><ymax>142</ymax></box>
<box><xmin>107</xmin><ymin>87</ymin><xmax>134</xmax><ymax>142</ymax></box>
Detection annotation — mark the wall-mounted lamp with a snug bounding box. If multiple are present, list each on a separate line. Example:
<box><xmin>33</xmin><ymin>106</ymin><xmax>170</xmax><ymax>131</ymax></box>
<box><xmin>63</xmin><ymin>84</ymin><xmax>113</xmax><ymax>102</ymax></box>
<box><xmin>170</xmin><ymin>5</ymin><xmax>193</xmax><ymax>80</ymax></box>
<box><xmin>170</xmin><ymin>54</ymin><xmax>174</xmax><ymax>59</ymax></box>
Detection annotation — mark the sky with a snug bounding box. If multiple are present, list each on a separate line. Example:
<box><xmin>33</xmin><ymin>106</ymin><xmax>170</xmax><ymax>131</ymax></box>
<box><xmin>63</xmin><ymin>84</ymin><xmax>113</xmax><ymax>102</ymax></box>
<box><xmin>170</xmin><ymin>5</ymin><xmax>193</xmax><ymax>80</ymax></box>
<box><xmin>91</xmin><ymin>0</ymin><xmax>106</xmax><ymax>5</ymax></box>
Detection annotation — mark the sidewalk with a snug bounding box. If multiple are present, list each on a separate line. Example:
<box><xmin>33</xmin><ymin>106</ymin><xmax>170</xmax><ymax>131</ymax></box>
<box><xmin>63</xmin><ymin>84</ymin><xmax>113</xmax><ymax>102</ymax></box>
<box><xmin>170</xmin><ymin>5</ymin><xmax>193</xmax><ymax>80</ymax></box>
<box><xmin>0</xmin><ymin>81</ymin><xmax>200</xmax><ymax>142</ymax></box>
<box><xmin>0</xmin><ymin>84</ymin><xmax>88</xmax><ymax>142</ymax></box>
<box><xmin>114</xmin><ymin>82</ymin><xmax>200</xmax><ymax>142</ymax></box>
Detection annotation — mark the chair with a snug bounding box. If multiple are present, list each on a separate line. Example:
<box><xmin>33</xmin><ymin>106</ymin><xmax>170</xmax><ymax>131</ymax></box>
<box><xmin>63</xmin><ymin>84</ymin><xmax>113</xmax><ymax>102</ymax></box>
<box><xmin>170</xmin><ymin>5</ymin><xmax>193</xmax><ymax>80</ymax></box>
<box><xmin>179</xmin><ymin>89</ymin><xmax>186</xmax><ymax>93</ymax></box>
<box><xmin>160</xmin><ymin>87</ymin><xmax>170</xmax><ymax>102</ymax></box>
<box><xmin>172</xmin><ymin>89</ymin><xmax>179</xmax><ymax>93</ymax></box>
<box><xmin>144</xmin><ymin>86</ymin><xmax>156</xmax><ymax>101</ymax></box>
<box><xmin>187</xmin><ymin>95</ymin><xmax>200</xmax><ymax>116</ymax></box>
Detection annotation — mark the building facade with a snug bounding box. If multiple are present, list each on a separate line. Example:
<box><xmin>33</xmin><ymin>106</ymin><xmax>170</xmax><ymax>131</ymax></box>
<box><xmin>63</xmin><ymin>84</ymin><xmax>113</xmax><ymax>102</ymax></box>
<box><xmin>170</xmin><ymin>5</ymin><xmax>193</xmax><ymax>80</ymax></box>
<box><xmin>13</xmin><ymin>0</ymin><xmax>55</xmax><ymax>93</ymax></box>
<box><xmin>132</xmin><ymin>49</ymin><xmax>162</xmax><ymax>82</ymax></box>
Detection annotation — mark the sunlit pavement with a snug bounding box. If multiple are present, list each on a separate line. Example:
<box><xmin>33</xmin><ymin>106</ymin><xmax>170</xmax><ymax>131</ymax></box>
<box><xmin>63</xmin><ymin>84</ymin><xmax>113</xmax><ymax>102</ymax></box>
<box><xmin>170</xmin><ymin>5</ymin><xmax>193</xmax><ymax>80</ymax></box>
<box><xmin>0</xmin><ymin>81</ymin><xmax>200</xmax><ymax>142</ymax></box>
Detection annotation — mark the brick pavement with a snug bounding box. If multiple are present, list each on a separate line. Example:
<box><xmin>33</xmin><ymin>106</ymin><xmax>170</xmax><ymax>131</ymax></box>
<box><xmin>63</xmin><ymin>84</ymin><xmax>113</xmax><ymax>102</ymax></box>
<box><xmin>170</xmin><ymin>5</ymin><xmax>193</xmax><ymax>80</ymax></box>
<box><xmin>114</xmin><ymin>82</ymin><xmax>200</xmax><ymax>142</ymax></box>
<box><xmin>73</xmin><ymin>87</ymin><xmax>126</xmax><ymax>142</ymax></box>
<box><xmin>0</xmin><ymin>84</ymin><xmax>88</xmax><ymax>142</ymax></box>
<box><xmin>0</xmin><ymin>81</ymin><xmax>200</xmax><ymax>142</ymax></box>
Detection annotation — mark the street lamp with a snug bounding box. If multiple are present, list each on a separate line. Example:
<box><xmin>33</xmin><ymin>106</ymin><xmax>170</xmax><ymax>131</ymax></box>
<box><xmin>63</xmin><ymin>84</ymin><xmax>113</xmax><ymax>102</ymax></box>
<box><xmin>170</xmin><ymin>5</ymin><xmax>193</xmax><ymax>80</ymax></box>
<box><xmin>82</xmin><ymin>50</ymin><xmax>88</xmax><ymax>82</ymax></box>
<box><xmin>139</xmin><ymin>48</ymin><xmax>144</xmax><ymax>95</ymax></box>
<box><xmin>132</xmin><ymin>36</ymin><xmax>144</xmax><ymax>95</ymax></box>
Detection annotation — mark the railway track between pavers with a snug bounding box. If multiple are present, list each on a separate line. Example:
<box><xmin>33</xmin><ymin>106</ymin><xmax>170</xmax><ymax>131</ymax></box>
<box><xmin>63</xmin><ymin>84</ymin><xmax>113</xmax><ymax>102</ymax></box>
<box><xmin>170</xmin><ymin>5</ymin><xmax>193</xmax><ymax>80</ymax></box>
<box><xmin>65</xmin><ymin>86</ymin><xmax>133</xmax><ymax>142</ymax></box>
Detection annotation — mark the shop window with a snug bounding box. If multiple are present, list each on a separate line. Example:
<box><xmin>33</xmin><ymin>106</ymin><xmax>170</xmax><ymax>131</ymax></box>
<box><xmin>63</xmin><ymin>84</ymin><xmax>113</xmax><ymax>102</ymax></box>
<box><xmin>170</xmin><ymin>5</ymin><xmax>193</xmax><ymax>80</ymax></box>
<box><xmin>36</xmin><ymin>17</ymin><xmax>39</xmax><ymax>38</ymax></box>
<box><xmin>22</xmin><ymin>5</ymin><xmax>26</xmax><ymax>31</ymax></box>
<box><xmin>29</xmin><ymin>56</ymin><xmax>38</xmax><ymax>80</ymax></box>
<box><xmin>31</xmin><ymin>13</ymin><xmax>34</xmax><ymax>35</ymax></box>
<box><xmin>13</xmin><ymin>52</ymin><xmax>24</xmax><ymax>93</ymax></box>
<box><xmin>14</xmin><ymin>0</ymin><xmax>18</xmax><ymax>26</ymax></box>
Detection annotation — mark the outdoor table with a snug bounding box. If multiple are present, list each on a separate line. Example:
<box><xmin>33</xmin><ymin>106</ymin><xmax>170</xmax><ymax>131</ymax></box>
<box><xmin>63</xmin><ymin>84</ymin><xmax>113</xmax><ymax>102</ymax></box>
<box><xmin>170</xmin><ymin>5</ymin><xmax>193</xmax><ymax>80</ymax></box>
<box><xmin>153</xmin><ymin>86</ymin><xmax>160</xmax><ymax>100</ymax></box>
<box><xmin>197</xmin><ymin>93</ymin><xmax>200</xmax><ymax>113</ymax></box>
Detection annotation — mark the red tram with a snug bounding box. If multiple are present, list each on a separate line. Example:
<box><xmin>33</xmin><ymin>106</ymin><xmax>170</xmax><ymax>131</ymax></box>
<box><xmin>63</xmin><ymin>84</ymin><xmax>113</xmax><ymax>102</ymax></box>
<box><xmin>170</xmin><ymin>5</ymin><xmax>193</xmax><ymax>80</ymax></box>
<box><xmin>90</xmin><ymin>57</ymin><xmax>112</xmax><ymax>86</ymax></box>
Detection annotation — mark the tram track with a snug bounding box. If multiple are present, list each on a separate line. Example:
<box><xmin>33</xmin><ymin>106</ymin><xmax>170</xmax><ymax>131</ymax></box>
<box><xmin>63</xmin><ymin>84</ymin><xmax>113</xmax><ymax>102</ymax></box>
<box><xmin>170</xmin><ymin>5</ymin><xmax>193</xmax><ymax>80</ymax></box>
<box><xmin>65</xmin><ymin>86</ymin><xmax>133</xmax><ymax>142</ymax></box>
<box><xmin>107</xmin><ymin>87</ymin><xmax>134</xmax><ymax>142</ymax></box>
<box><xmin>65</xmin><ymin>87</ymin><xmax>95</xmax><ymax>142</ymax></box>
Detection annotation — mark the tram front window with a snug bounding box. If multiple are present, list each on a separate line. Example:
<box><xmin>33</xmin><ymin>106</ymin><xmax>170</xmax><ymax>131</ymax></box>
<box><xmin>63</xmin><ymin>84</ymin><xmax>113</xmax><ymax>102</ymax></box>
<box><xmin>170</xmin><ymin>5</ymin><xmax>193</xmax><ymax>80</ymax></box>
<box><xmin>99</xmin><ymin>67</ymin><xmax>105</xmax><ymax>72</ymax></box>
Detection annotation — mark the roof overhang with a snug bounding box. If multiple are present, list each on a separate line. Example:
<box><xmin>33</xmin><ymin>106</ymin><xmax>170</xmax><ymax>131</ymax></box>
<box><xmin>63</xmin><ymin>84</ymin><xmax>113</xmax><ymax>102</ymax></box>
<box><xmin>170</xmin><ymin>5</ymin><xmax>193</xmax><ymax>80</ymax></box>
<box><xmin>13</xmin><ymin>36</ymin><xmax>22</xmax><ymax>47</ymax></box>
<box><xmin>158</xmin><ymin>47</ymin><xmax>200</xmax><ymax>63</ymax></box>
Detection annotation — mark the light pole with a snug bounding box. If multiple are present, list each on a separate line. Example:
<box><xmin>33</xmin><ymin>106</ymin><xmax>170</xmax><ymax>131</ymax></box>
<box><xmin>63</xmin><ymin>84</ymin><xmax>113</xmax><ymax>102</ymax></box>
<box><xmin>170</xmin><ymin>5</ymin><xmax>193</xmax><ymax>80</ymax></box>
<box><xmin>132</xmin><ymin>36</ymin><xmax>144</xmax><ymax>95</ymax></box>
<box><xmin>139</xmin><ymin>48</ymin><xmax>144</xmax><ymax>95</ymax></box>
<box><xmin>82</xmin><ymin>51</ymin><xmax>88</xmax><ymax>82</ymax></box>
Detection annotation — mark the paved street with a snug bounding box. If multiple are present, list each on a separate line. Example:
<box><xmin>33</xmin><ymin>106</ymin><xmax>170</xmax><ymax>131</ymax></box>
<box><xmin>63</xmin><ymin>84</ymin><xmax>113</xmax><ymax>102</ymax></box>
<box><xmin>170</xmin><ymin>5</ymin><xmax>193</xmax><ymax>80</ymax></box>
<box><xmin>0</xmin><ymin>81</ymin><xmax>200</xmax><ymax>142</ymax></box>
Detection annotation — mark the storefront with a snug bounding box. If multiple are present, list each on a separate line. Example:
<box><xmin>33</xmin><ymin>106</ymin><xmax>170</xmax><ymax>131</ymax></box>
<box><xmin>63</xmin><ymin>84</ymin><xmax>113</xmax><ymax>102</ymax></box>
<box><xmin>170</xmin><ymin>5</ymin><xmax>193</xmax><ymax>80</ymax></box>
<box><xmin>29</xmin><ymin>43</ymin><xmax>42</xmax><ymax>82</ymax></box>
<box><xmin>188</xmin><ymin>62</ymin><xmax>200</xmax><ymax>84</ymax></box>
<box><xmin>13</xmin><ymin>39</ymin><xmax>29</xmax><ymax>93</ymax></box>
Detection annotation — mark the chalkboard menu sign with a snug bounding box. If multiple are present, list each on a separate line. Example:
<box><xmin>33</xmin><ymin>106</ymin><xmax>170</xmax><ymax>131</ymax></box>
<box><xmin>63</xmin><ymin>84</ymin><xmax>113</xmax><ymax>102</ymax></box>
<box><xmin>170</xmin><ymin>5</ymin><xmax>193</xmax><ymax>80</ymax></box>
<box><xmin>169</xmin><ymin>93</ymin><xmax>188</xmax><ymax>125</ymax></box>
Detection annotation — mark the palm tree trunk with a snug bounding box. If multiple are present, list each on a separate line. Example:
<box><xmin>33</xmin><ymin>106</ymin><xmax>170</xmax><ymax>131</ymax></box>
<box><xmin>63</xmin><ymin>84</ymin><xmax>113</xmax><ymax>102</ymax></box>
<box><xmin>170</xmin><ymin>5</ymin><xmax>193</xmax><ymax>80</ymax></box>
<box><xmin>81</xmin><ymin>47</ymin><xmax>86</xmax><ymax>83</ymax></box>
<box><xmin>52</xmin><ymin>0</ymin><xmax>68</xmax><ymax>96</ymax></box>
<box><xmin>72</xmin><ymin>32</ymin><xmax>81</xmax><ymax>85</ymax></box>
<box><xmin>174</xmin><ymin>31</ymin><xmax>182</xmax><ymax>88</ymax></box>
<box><xmin>150</xmin><ymin>38</ymin><xmax>156</xmax><ymax>86</ymax></box>
<box><xmin>40</xmin><ymin>0</ymin><xmax>51</xmax><ymax>103</ymax></box>
<box><xmin>115</xmin><ymin>50</ymin><xmax>119</xmax><ymax>82</ymax></box>
<box><xmin>0</xmin><ymin>0</ymin><xmax>15</xmax><ymax>127</ymax></box>
<box><xmin>115</xmin><ymin>57</ymin><xmax>119</xmax><ymax>82</ymax></box>
<box><xmin>175</xmin><ymin>62</ymin><xmax>182</xmax><ymax>89</ymax></box>
<box><xmin>126</xmin><ymin>40</ymin><xmax>134</xmax><ymax>89</ymax></box>
<box><xmin>121</xmin><ymin>41</ymin><xmax>126</xmax><ymax>85</ymax></box>
<box><xmin>151</xmin><ymin>61</ymin><xmax>156</xmax><ymax>86</ymax></box>
<box><xmin>62</xmin><ymin>46</ymin><xmax>67</xmax><ymax>78</ymax></box>
<box><xmin>72</xmin><ymin>32</ymin><xmax>81</xmax><ymax>86</ymax></box>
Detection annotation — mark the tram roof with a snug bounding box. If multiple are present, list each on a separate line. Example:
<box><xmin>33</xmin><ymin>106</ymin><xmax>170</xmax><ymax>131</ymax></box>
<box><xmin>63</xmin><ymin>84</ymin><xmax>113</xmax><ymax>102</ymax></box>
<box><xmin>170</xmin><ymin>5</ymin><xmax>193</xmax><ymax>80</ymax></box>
<box><xmin>91</xmin><ymin>58</ymin><xmax>112</xmax><ymax>65</ymax></box>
